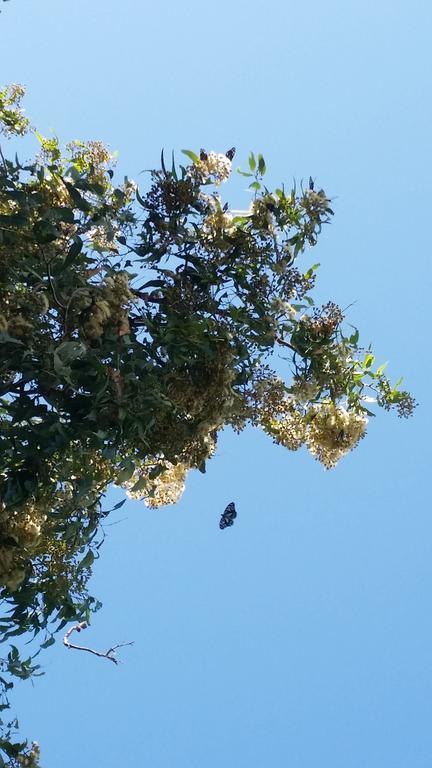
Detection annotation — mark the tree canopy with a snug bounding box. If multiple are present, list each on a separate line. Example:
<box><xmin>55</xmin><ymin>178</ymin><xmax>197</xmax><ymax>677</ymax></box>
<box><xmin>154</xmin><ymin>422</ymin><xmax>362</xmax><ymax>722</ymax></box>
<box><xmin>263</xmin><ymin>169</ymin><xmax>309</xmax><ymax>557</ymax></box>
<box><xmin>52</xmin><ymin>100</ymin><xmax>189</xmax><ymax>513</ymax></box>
<box><xmin>0</xmin><ymin>83</ymin><xmax>415</xmax><ymax>766</ymax></box>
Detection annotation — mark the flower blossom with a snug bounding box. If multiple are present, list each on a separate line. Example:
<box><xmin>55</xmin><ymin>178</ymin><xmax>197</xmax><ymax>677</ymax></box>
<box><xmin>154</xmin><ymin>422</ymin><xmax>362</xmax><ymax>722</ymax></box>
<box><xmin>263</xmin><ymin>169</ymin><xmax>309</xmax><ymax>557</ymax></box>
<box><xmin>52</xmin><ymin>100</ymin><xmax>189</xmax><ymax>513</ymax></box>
<box><xmin>306</xmin><ymin>402</ymin><xmax>367</xmax><ymax>468</ymax></box>
<box><xmin>124</xmin><ymin>460</ymin><xmax>188</xmax><ymax>508</ymax></box>
<box><xmin>194</xmin><ymin>152</ymin><xmax>232</xmax><ymax>184</ymax></box>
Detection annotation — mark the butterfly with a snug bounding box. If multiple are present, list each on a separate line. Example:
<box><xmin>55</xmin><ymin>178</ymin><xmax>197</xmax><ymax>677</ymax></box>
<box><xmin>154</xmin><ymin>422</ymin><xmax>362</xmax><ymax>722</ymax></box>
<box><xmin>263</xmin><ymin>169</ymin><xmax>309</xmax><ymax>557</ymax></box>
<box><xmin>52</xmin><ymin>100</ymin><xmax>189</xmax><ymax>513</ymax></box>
<box><xmin>219</xmin><ymin>501</ymin><xmax>237</xmax><ymax>530</ymax></box>
<box><xmin>200</xmin><ymin>149</ymin><xmax>208</xmax><ymax>161</ymax></box>
<box><xmin>225</xmin><ymin>147</ymin><xmax>236</xmax><ymax>161</ymax></box>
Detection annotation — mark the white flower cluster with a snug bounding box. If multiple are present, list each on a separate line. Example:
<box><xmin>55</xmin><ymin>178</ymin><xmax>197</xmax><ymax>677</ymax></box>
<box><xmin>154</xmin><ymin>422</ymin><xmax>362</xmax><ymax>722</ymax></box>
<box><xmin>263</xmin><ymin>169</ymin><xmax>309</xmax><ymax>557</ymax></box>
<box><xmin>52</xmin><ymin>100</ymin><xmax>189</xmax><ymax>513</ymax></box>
<box><xmin>18</xmin><ymin>516</ymin><xmax>42</xmax><ymax>546</ymax></box>
<box><xmin>250</xmin><ymin>198</ymin><xmax>274</xmax><ymax>230</ymax></box>
<box><xmin>17</xmin><ymin>742</ymin><xmax>40</xmax><ymax>767</ymax></box>
<box><xmin>270</xmin><ymin>297</ymin><xmax>297</xmax><ymax>319</ymax></box>
<box><xmin>88</xmin><ymin>222</ymin><xmax>120</xmax><ymax>252</ymax></box>
<box><xmin>256</xmin><ymin>377</ymin><xmax>367</xmax><ymax>468</ymax></box>
<box><xmin>67</xmin><ymin>139</ymin><xmax>112</xmax><ymax>169</ymax></box>
<box><xmin>0</xmin><ymin>504</ymin><xmax>48</xmax><ymax>591</ymax></box>
<box><xmin>0</xmin><ymin>83</ymin><xmax>29</xmax><ymax>137</ymax></box>
<box><xmin>195</xmin><ymin>152</ymin><xmax>232</xmax><ymax>184</ymax></box>
<box><xmin>265</xmin><ymin>407</ymin><xmax>307</xmax><ymax>451</ymax></box>
<box><xmin>306</xmin><ymin>403</ymin><xmax>368</xmax><ymax>469</ymax></box>
<box><xmin>124</xmin><ymin>460</ymin><xmax>188</xmax><ymax>508</ymax></box>
<box><xmin>202</xmin><ymin>206</ymin><xmax>235</xmax><ymax>238</ymax></box>
<box><xmin>289</xmin><ymin>378</ymin><xmax>320</xmax><ymax>403</ymax></box>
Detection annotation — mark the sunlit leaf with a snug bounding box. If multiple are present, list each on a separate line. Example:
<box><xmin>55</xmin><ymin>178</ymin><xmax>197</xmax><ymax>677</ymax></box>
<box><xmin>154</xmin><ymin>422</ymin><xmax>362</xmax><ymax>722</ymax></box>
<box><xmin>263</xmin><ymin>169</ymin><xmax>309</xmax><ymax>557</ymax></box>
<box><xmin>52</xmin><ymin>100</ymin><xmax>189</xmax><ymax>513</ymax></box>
<box><xmin>181</xmin><ymin>149</ymin><xmax>199</xmax><ymax>164</ymax></box>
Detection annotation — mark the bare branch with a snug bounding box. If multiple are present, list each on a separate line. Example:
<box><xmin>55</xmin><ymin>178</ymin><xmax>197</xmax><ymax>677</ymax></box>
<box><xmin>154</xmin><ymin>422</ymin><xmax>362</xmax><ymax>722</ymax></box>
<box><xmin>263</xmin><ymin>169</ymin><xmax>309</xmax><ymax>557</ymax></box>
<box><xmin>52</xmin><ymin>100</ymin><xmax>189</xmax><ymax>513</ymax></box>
<box><xmin>63</xmin><ymin>622</ymin><xmax>133</xmax><ymax>666</ymax></box>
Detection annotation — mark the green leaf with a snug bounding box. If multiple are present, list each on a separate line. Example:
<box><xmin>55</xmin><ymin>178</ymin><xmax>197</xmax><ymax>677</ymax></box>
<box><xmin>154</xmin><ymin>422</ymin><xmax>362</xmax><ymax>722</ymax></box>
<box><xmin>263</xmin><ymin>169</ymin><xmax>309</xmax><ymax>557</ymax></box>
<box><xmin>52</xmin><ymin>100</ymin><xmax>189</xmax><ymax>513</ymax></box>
<box><xmin>33</xmin><ymin>129</ymin><xmax>46</xmax><ymax>145</ymax></box>
<box><xmin>53</xmin><ymin>342</ymin><xmax>85</xmax><ymax>382</ymax></box>
<box><xmin>9</xmin><ymin>646</ymin><xmax>19</xmax><ymax>663</ymax></box>
<box><xmin>115</xmin><ymin>463</ymin><xmax>135</xmax><ymax>484</ymax></box>
<box><xmin>249</xmin><ymin>181</ymin><xmax>261</xmax><ymax>191</ymax></box>
<box><xmin>61</xmin><ymin>236</ymin><xmax>83</xmax><ymax>271</ymax></box>
<box><xmin>171</xmin><ymin>151</ymin><xmax>178</xmax><ymax>179</ymax></box>
<box><xmin>0</xmin><ymin>213</ymin><xmax>28</xmax><ymax>228</ymax></box>
<box><xmin>248</xmin><ymin>152</ymin><xmax>257</xmax><ymax>172</ymax></box>
<box><xmin>375</xmin><ymin>362</ymin><xmax>388</xmax><ymax>376</ymax></box>
<box><xmin>32</xmin><ymin>218</ymin><xmax>59</xmax><ymax>243</ymax></box>
<box><xmin>101</xmin><ymin>445</ymin><xmax>116</xmax><ymax>460</ymax></box>
<box><xmin>257</xmin><ymin>154</ymin><xmax>266</xmax><ymax>175</ymax></box>
<box><xmin>130</xmin><ymin>475</ymin><xmax>148</xmax><ymax>494</ymax></box>
<box><xmin>46</xmin><ymin>206</ymin><xmax>75</xmax><ymax>223</ymax></box>
<box><xmin>136</xmin><ymin>187</ymin><xmax>147</xmax><ymax>208</ymax></box>
<box><xmin>56</xmin><ymin>340</ymin><xmax>87</xmax><ymax>364</ymax></box>
<box><xmin>362</xmin><ymin>407</ymin><xmax>376</xmax><ymax>417</ymax></box>
<box><xmin>138</xmin><ymin>279</ymin><xmax>166</xmax><ymax>289</ymax></box>
<box><xmin>181</xmin><ymin>149</ymin><xmax>199</xmax><ymax>164</ymax></box>
<box><xmin>63</xmin><ymin>181</ymin><xmax>92</xmax><ymax>213</ymax></box>
<box><xmin>303</xmin><ymin>263</ymin><xmax>320</xmax><ymax>279</ymax></box>
<box><xmin>40</xmin><ymin>636</ymin><xmax>55</xmax><ymax>649</ymax></box>
<box><xmin>160</xmin><ymin>149</ymin><xmax>167</xmax><ymax>176</ymax></box>
<box><xmin>78</xmin><ymin>550</ymin><xmax>95</xmax><ymax>571</ymax></box>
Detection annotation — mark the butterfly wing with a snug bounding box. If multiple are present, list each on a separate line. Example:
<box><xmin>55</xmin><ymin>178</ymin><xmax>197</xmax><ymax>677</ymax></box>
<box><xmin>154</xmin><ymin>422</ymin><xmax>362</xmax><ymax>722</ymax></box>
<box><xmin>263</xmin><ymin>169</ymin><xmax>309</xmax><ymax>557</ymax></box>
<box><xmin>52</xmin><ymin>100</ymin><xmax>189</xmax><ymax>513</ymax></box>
<box><xmin>219</xmin><ymin>502</ymin><xmax>237</xmax><ymax>529</ymax></box>
<box><xmin>225</xmin><ymin>147</ymin><xmax>236</xmax><ymax>161</ymax></box>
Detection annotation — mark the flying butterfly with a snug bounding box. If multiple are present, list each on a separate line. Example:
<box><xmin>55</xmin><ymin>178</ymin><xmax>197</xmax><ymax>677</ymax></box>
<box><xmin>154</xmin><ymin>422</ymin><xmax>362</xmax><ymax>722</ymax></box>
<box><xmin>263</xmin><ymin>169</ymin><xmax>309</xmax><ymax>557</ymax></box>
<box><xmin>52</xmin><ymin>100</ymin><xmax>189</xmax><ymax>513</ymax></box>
<box><xmin>225</xmin><ymin>147</ymin><xmax>236</xmax><ymax>161</ymax></box>
<box><xmin>219</xmin><ymin>501</ymin><xmax>237</xmax><ymax>530</ymax></box>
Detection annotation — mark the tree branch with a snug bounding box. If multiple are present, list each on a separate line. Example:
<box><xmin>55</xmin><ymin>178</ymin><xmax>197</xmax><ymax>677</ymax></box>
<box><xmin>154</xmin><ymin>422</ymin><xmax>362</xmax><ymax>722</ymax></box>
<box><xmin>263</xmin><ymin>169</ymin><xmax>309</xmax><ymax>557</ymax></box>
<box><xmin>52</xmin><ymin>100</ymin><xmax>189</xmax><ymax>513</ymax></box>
<box><xmin>63</xmin><ymin>622</ymin><xmax>133</xmax><ymax>666</ymax></box>
<box><xmin>275</xmin><ymin>336</ymin><xmax>298</xmax><ymax>354</ymax></box>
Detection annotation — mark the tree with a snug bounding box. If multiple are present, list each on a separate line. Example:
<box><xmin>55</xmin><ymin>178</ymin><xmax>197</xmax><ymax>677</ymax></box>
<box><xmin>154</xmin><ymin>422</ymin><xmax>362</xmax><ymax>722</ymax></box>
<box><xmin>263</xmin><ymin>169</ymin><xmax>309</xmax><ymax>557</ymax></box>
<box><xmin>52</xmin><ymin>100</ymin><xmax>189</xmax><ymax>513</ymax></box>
<box><xmin>0</xmin><ymin>84</ymin><xmax>415</xmax><ymax>765</ymax></box>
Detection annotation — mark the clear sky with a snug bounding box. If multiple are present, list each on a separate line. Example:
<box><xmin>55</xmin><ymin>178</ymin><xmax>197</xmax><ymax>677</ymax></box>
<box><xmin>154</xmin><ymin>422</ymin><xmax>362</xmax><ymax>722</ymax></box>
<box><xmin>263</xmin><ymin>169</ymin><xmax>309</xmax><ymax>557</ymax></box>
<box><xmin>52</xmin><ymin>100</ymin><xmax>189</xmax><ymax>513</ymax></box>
<box><xmin>1</xmin><ymin>0</ymin><xmax>431</xmax><ymax>766</ymax></box>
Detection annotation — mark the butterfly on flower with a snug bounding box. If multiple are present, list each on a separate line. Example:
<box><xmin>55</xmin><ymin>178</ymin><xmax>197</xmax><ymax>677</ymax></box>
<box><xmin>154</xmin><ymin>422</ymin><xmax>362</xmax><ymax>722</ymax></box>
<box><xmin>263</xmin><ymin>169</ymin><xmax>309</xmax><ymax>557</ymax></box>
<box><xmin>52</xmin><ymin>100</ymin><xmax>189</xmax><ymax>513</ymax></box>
<box><xmin>200</xmin><ymin>148</ymin><xmax>235</xmax><ymax>161</ymax></box>
<box><xmin>219</xmin><ymin>501</ymin><xmax>237</xmax><ymax>530</ymax></box>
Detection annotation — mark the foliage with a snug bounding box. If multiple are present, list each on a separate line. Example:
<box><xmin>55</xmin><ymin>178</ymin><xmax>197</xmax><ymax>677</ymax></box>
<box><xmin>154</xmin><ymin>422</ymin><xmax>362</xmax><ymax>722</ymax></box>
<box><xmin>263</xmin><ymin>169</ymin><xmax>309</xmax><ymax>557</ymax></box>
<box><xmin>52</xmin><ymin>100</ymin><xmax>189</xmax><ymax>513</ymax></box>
<box><xmin>0</xmin><ymin>85</ymin><xmax>415</xmax><ymax>763</ymax></box>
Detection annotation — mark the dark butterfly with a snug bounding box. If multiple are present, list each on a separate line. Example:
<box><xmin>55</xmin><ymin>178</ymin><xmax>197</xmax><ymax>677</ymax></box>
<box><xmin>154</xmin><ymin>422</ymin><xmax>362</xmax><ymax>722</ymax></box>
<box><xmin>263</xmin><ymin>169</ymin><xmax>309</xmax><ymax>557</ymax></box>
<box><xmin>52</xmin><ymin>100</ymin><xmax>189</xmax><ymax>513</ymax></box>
<box><xmin>309</xmin><ymin>176</ymin><xmax>315</xmax><ymax>191</ymax></box>
<box><xmin>219</xmin><ymin>501</ymin><xmax>237</xmax><ymax>530</ymax></box>
<box><xmin>200</xmin><ymin>148</ymin><xmax>208</xmax><ymax>161</ymax></box>
<box><xmin>226</xmin><ymin>147</ymin><xmax>236</xmax><ymax>161</ymax></box>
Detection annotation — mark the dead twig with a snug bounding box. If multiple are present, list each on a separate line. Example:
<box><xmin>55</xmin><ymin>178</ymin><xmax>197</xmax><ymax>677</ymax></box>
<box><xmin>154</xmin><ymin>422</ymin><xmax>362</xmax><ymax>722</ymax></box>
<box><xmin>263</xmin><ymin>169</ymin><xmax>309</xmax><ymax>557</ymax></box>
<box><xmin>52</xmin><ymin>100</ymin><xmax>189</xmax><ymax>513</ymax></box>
<box><xmin>63</xmin><ymin>622</ymin><xmax>133</xmax><ymax>666</ymax></box>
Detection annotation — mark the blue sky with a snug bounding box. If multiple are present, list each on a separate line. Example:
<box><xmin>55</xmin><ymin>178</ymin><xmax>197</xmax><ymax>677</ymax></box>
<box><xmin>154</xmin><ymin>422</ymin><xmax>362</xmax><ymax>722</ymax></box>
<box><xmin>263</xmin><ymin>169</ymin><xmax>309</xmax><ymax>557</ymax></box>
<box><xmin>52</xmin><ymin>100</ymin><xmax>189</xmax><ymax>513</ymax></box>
<box><xmin>1</xmin><ymin>0</ymin><xmax>431</xmax><ymax>766</ymax></box>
